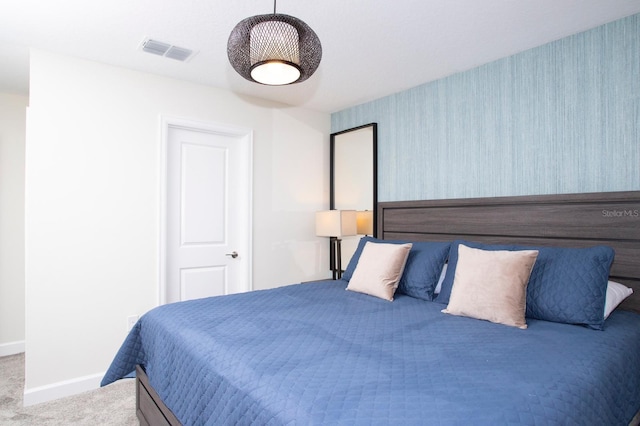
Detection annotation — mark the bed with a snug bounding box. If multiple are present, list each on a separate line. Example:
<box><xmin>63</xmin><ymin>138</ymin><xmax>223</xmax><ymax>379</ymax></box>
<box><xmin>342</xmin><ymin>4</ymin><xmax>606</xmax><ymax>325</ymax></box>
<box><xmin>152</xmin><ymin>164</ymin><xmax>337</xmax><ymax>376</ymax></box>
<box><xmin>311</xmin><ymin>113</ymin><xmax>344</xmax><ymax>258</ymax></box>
<box><xmin>102</xmin><ymin>191</ymin><xmax>640</xmax><ymax>425</ymax></box>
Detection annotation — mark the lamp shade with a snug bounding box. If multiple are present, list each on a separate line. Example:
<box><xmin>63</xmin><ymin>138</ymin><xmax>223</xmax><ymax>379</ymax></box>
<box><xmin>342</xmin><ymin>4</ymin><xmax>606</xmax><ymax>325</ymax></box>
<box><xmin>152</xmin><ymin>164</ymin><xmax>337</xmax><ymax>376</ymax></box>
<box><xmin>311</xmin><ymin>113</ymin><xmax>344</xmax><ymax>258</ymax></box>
<box><xmin>228</xmin><ymin>12</ymin><xmax>322</xmax><ymax>85</ymax></box>
<box><xmin>356</xmin><ymin>210</ymin><xmax>374</xmax><ymax>235</ymax></box>
<box><xmin>315</xmin><ymin>210</ymin><xmax>357</xmax><ymax>238</ymax></box>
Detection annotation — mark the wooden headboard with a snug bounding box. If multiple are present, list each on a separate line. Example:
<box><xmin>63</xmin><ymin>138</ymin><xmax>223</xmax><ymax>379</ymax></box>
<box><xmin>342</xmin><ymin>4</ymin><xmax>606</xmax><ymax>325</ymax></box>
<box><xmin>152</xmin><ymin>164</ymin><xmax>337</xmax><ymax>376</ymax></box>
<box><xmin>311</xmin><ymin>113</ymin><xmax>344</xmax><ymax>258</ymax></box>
<box><xmin>378</xmin><ymin>191</ymin><xmax>640</xmax><ymax>313</ymax></box>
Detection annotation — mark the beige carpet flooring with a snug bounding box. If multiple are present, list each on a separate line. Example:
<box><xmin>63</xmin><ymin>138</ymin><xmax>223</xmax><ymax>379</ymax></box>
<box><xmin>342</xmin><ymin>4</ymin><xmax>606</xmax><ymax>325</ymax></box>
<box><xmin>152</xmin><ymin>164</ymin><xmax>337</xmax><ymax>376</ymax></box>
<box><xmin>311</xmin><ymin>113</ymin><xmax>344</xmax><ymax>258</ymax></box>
<box><xmin>0</xmin><ymin>353</ymin><xmax>137</xmax><ymax>425</ymax></box>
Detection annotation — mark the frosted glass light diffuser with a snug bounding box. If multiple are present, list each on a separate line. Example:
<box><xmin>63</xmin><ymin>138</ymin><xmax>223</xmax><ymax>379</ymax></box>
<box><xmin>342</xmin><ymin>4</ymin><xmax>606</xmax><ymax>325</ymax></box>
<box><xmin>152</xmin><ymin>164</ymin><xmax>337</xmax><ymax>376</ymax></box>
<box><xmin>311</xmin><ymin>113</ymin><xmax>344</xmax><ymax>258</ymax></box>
<box><xmin>251</xmin><ymin>61</ymin><xmax>301</xmax><ymax>85</ymax></box>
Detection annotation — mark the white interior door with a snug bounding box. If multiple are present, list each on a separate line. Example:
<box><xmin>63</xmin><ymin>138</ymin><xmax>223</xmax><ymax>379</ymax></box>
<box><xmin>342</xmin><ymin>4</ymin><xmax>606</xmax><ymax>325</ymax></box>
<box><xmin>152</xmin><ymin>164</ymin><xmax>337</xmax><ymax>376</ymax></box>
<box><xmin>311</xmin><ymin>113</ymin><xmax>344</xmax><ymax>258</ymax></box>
<box><xmin>163</xmin><ymin>120</ymin><xmax>252</xmax><ymax>303</ymax></box>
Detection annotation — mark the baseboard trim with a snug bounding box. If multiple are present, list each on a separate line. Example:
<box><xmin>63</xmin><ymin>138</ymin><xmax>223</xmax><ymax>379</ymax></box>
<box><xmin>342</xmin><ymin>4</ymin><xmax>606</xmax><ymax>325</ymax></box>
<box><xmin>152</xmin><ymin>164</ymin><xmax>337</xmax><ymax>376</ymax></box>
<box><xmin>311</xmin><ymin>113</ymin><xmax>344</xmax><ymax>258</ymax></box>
<box><xmin>23</xmin><ymin>371</ymin><xmax>105</xmax><ymax>406</ymax></box>
<box><xmin>0</xmin><ymin>340</ymin><xmax>25</xmax><ymax>357</ymax></box>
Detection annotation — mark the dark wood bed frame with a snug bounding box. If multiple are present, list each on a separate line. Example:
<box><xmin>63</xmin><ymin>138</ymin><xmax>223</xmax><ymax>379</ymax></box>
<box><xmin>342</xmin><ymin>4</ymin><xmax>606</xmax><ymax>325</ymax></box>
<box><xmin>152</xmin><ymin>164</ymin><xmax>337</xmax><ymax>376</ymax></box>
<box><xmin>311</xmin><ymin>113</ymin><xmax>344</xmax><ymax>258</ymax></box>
<box><xmin>136</xmin><ymin>191</ymin><xmax>640</xmax><ymax>425</ymax></box>
<box><xmin>377</xmin><ymin>191</ymin><xmax>640</xmax><ymax>313</ymax></box>
<box><xmin>136</xmin><ymin>365</ymin><xmax>180</xmax><ymax>426</ymax></box>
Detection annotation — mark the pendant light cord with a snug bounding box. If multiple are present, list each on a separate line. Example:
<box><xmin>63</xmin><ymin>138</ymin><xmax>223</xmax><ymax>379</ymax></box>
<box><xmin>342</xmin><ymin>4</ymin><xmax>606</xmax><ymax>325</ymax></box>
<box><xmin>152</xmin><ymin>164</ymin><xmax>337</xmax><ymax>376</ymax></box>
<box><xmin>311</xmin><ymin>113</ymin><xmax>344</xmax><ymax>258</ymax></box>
<box><xmin>273</xmin><ymin>0</ymin><xmax>276</xmax><ymax>14</ymax></box>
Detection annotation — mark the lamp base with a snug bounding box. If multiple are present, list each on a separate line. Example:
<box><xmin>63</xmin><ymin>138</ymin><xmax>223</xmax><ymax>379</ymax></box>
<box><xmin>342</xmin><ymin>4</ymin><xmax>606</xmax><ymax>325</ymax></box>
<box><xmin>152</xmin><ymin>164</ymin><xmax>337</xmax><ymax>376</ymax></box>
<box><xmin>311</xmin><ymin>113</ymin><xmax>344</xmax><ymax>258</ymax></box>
<box><xmin>330</xmin><ymin>237</ymin><xmax>343</xmax><ymax>280</ymax></box>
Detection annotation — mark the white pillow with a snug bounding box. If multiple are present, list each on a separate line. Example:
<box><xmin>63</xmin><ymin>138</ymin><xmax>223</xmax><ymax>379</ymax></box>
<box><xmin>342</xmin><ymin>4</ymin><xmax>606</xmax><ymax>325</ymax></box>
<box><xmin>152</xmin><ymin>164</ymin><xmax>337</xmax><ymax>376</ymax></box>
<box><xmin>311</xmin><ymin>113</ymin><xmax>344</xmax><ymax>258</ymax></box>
<box><xmin>346</xmin><ymin>241</ymin><xmax>412</xmax><ymax>301</ymax></box>
<box><xmin>442</xmin><ymin>245</ymin><xmax>538</xmax><ymax>329</ymax></box>
<box><xmin>604</xmin><ymin>280</ymin><xmax>633</xmax><ymax>319</ymax></box>
<box><xmin>434</xmin><ymin>264</ymin><xmax>447</xmax><ymax>294</ymax></box>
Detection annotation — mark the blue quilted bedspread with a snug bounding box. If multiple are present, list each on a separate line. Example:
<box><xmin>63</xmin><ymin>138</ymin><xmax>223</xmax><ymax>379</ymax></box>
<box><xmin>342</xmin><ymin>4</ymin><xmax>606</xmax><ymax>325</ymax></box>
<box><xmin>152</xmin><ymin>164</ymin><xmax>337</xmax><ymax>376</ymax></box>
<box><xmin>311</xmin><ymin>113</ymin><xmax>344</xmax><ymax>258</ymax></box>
<box><xmin>102</xmin><ymin>280</ymin><xmax>640</xmax><ymax>425</ymax></box>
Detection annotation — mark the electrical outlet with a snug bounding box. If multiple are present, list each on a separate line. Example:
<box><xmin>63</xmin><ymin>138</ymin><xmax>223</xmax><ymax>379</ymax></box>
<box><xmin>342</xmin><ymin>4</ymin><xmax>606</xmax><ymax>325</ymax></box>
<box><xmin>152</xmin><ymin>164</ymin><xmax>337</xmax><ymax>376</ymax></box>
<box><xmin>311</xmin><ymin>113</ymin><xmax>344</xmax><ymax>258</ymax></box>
<box><xmin>127</xmin><ymin>315</ymin><xmax>139</xmax><ymax>332</ymax></box>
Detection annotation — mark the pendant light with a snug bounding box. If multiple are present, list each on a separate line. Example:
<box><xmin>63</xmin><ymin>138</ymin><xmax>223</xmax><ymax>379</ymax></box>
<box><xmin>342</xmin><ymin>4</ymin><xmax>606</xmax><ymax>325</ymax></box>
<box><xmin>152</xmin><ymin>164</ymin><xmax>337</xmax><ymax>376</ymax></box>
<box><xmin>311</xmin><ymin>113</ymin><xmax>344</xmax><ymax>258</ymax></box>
<box><xmin>227</xmin><ymin>0</ymin><xmax>322</xmax><ymax>86</ymax></box>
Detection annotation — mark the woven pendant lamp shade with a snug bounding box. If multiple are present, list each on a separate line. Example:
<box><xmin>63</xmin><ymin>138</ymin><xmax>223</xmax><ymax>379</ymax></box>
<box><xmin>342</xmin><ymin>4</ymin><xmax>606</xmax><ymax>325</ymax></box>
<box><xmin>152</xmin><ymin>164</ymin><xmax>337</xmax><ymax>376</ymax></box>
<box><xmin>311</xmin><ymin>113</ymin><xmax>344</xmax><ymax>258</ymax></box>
<box><xmin>228</xmin><ymin>12</ymin><xmax>322</xmax><ymax>85</ymax></box>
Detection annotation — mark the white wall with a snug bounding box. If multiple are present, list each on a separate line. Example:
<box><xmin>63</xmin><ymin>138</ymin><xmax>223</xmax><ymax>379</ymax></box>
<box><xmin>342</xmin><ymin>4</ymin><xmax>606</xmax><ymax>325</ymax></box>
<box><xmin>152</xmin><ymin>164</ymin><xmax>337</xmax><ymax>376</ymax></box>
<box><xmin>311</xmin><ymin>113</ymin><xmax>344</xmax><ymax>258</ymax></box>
<box><xmin>24</xmin><ymin>50</ymin><xmax>331</xmax><ymax>403</ymax></box>
<box><xmin>0</xmin><ymin>92</ymin><xmax>27</xmax><ymax>356</ymax></box>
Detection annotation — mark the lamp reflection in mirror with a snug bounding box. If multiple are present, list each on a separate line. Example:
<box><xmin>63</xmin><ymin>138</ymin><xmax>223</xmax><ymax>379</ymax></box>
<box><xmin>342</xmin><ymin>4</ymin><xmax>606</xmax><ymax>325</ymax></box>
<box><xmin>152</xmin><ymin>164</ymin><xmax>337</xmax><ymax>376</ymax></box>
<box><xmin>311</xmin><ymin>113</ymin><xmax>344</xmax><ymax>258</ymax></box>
<box><xmin>316</xmin><ymin>210</ymin><xmax>357</xmax><ymax>279</ymax></box>
<box><xmin>356</xmin><ymin>210</ymin><xmax>373</xmax><ymax>236</ymax></box>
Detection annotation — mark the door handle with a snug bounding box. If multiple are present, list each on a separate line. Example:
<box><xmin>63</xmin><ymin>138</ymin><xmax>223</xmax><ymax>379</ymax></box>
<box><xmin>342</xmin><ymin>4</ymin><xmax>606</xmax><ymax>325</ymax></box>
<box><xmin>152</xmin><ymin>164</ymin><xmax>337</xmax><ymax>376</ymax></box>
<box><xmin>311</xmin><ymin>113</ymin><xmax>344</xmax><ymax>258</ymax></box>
<box><xmin>225</xmin><ymin>251</ymin><xmax>239</xmax><ymax>259</ymax></box>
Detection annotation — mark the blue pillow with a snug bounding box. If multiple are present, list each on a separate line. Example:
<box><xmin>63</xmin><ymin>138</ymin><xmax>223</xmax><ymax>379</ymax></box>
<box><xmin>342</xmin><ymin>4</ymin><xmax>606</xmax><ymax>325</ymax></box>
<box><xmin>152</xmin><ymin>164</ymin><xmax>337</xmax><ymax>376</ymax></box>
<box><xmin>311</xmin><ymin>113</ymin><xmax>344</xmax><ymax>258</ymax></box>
<box><xmin>342</xmin><ymin>237</ymin><xmax>450</xmax><ymax>301</ymax></box>
<box><xmin>525</xmin><ymin>245</ymin><xmax>614</xmax><ymax>330</ymax></box>
<box><xmin>434</xmin><ymin>240</ymin><xmax>615</xmax><ymax>330</ymax></box>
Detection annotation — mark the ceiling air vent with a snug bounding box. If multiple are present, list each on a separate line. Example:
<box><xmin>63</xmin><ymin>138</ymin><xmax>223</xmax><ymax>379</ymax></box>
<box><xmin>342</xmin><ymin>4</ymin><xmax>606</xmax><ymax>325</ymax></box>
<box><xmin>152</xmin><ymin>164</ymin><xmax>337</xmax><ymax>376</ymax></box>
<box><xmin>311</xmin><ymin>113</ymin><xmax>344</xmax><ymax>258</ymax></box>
<box><xmin>140</xmin><ymin>38</ymin><xmax>195</xmax><ymax>62</ymax></box>
<box><xmin>165</xmin><ymin>46</ymin><xmax>193</xmax><ymax>62</ymax></box>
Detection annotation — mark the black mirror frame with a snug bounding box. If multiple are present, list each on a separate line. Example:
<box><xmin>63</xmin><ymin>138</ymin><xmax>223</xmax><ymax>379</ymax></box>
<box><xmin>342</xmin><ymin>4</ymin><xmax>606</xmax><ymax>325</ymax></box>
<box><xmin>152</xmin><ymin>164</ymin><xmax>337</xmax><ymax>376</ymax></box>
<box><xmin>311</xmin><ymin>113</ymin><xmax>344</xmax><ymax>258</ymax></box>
<box><xmin>329</xmin><ymin>122</ymin><xmax>378</xmax><ymax>236</ymax></box>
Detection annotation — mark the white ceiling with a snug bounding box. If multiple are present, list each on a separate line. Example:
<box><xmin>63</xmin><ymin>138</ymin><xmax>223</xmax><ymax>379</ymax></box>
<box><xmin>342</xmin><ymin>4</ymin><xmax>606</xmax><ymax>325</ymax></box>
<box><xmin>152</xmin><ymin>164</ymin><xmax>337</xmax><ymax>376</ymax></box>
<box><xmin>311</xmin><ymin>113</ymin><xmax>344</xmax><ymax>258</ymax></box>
<box><xmin>1</xmin><ymin>0</ymin><xmax>639</xmax><ymax>113</ymax></box>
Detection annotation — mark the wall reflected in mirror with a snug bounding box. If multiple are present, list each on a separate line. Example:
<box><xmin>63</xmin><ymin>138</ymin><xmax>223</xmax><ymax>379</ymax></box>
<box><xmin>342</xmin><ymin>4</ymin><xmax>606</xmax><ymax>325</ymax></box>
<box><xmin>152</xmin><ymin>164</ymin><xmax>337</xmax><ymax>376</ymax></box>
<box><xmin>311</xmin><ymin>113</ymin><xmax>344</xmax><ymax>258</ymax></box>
<box><xmin>330</xmin><ymin>123</ymin><xmax>377</xmax><ymax>274</ymax></box>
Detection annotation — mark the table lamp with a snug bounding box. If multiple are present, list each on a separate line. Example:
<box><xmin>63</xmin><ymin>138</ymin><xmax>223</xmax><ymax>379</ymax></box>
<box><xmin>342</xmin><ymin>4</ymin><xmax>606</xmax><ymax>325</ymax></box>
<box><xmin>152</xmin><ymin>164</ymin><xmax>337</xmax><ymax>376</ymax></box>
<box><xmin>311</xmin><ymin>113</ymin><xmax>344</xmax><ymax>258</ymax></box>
<box><xmin>315</xmin><ymin>210</ymin><xmax>357</xmax><ymax>279</ymax></box>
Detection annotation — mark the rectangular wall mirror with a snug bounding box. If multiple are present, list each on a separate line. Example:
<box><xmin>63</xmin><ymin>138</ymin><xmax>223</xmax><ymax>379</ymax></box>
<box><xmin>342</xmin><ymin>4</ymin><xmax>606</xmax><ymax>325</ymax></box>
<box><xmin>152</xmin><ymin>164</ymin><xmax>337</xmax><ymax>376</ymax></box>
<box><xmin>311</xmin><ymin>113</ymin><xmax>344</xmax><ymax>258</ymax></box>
<box><xmin>330</xmin><ymin>123</ymin><xmax>378</xmax><ymax>274</ymax></box>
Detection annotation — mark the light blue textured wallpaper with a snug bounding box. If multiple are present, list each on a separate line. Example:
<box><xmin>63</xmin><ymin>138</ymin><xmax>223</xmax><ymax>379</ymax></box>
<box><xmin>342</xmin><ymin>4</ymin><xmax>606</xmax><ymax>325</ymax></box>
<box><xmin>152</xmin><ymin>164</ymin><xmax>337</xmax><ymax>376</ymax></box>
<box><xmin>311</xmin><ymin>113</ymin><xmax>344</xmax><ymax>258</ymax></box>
<box><xmin>332</xmin><ymin>14</ymin><xmax>640</xmax><ymax>202</ymax></box>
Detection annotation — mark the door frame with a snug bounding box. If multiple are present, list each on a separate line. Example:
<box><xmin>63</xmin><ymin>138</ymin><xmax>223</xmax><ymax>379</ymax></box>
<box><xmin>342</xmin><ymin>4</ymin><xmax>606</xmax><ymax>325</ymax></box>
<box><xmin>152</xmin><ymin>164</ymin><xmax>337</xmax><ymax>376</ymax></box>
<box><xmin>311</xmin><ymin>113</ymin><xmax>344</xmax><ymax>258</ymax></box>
<box><xmin>158</xmin><ymin>115</ymin><xmax>253</xmax><ymax>305</ymax></box>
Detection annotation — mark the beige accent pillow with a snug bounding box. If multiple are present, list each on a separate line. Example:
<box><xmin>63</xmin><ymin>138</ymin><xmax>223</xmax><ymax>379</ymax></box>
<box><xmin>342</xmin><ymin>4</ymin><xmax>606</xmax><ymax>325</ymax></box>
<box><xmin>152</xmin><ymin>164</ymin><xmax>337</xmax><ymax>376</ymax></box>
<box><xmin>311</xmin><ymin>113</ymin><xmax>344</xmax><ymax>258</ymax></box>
<box><xmin>442</xmin><ymin>244</ymin><xmax>538</xmax><ymax>329</ymax></box>
<box><xmin>346</xmin><ymin>242</ymin><xmax>413</xmax><ymax>301</ymax></box>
